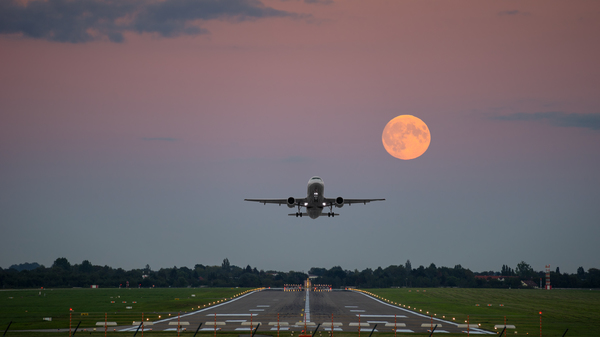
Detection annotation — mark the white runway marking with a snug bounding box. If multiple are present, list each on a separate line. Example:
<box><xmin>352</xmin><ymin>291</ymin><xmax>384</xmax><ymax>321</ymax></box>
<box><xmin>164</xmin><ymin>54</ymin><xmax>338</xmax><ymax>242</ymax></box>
<box><xmin>225</xmin><ymin>320</ymin><xmax>246</xmax><ymax>323</ymax></box>
<box><xmin>367</xmin><ymin>321</ymin><xmax>388</xmax><ymax>324</ymax></box>
<box><xmin>395</xmin><ymin>329</ymin><xmax>414</xmax><ymax>333</ymax></box>
<box><xmin>323</xmin><ymin>327</ymin><xmax>343</xmax><ymax>331</ymax></box>
<box><xmin>257</xmin><ymin>305</ymin><xmax>270</xmax><ymax>307</ymax></box>
<box><xmin>235</xmin><ymin>328</ymin><xmax>252</xmax><ymax>331</ymax></box>
<box><xmin>270</xmin><ymin>327</ymin><xmax>290</xmax><ymax>331</ymax></box>
<box><xmin>207</xmin><ymin>314</ymin><xmax>256</xmax><ymax>316</ymax></box>
<box><xmin>354</xmin><ymin>291</ymin><xmax>494</xmax><ymax>335</ymax></box>
<box><xmin>305</xmin><ymin>289</ymin><xmax>311</xmax><ymax>322</ymax></box>
<box><xmin>350</xmin><ymin>310</ymin><xmax>365</xmax><ymax>312</ymax></box>
<box><xmin>357</xmin><ymin>314</ymin><xmax>405</xmax><ymax>318</ymax></box>
<box><xmin>151</xmin><ymin>290</ymin><xmax>258</xmax><ymax>325</ymax></box>
<box><xmin>249</xmin><ymin>309</ymin><xmax>264</xmax><ymax>311</ymax></box>
<box><xmin>430</xmin><ymin>330</ymin><xmax>449</xmax><ymax>333</ymax></box>
<box><xmin>345</xmin><ymin>306</ymin><xmax>358</xmax><ymax>308</ymax></box>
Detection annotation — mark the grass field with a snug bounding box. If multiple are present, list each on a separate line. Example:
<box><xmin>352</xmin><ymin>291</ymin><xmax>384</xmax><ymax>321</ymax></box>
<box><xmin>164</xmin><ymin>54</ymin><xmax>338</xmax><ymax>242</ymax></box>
<box><xmin>366</xmin><ymin>288</ymin><xmax>600</xmax><ymax>336</ymax></box>
<box><xmin>0</xmin><ymin>287</ymin><xmax>252</xmax><ymax>331</ymax></box>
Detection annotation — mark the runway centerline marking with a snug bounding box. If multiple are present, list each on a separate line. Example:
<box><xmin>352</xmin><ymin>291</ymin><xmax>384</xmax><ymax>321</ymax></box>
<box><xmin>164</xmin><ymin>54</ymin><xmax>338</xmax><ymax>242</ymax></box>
<box><xmin>304</xmin><ymin>289</ymin><xmax>311</xmax><ymax>322</ymax></box>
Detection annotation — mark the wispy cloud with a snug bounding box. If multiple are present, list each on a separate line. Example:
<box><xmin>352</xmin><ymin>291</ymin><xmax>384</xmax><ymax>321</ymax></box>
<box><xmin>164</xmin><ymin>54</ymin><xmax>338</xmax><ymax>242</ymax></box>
<box><xmin>0</xmin><ymin>0</ymin><xmax>305</xmax><ymax>43</ymax></box>
<box><xmin>142</xmin><ymin>137</ymin><xmax>178</xmax><ymax>142</ymax></box>
<box><xmin>492</xmin><ymin>112</ymin><xmax>600</xmax><ymax>131</ymax></box>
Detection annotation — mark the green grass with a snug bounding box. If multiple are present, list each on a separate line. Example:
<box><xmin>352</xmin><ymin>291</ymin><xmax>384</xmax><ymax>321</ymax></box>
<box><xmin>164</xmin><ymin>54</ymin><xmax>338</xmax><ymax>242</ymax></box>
<box><xmin>364</xmin><ymin>288</ymin><xmax>600</xmax><ymax>336</ymax></box>
<box><xmin>0</xmin><ymin>287</ymin><xmax>252</xmax><ymax>331</ymax></box>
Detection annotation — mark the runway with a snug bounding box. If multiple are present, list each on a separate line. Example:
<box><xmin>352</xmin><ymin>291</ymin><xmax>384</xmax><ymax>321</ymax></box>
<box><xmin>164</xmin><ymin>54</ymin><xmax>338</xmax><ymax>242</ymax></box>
<box><xmin>119</xmin><ymin>289</ymin><xmax>493</xmax><ymax>334</ymax></box>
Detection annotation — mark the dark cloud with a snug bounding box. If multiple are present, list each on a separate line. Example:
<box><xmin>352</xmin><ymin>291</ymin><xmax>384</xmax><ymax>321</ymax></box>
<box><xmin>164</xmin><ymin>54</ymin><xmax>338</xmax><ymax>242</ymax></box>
<box><xmin>493</xmin><ymin>112</ymin><xmax>600</xmax><ymax>131</ymax></box>
<box><xmin>0</xmin><ymin>0</ymin><xmax>302</xmax><ymax>43</ymax></box>
<box><xmin>142</xmin><ymin>137</ymin><xmax>178</xmax><ymax>141</ymax></box>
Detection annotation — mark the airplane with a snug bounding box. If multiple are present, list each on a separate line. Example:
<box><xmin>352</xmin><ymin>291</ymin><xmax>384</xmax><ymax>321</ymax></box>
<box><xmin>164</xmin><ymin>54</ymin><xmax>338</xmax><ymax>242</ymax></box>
<box><xmin>244</xmin><ymin>176</ymin><xmax>385</xmax><ymax>219</ymax></box>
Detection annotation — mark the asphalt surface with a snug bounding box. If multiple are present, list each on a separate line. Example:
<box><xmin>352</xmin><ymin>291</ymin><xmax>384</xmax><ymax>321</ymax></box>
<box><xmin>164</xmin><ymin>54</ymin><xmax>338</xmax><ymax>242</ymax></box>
<box><xmin>117</xmin><ymin>289</ymin><xmax>493</xmax><ymax>334</ymax></box>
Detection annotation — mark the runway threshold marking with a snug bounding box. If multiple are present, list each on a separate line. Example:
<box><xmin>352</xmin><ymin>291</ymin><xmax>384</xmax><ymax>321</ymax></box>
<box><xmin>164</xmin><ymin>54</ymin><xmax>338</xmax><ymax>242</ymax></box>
<box><xmin>353</xmin><ymin>291</ymin><xmax>495</xmax><ymax>335</ymax></box>
<box><xmin>207</xmin><ymin>314</ymin><xmax>257</xmax><ymax>316</ymax></box>
<box><xmin>357</xmin><ymin>315</ymin><xmax>406</xmax><ymax>318</ymax></box>
<box><xmin>152</xmin><ymin>290</ymin><xmax>259</xmax><ymax>325</ymax></box>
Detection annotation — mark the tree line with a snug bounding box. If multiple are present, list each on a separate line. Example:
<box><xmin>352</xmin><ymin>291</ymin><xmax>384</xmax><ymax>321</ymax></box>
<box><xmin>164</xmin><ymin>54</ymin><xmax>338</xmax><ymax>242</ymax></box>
<box><xmin>1</xmin><ymin>258</ymin><xmax>598</xmax><ymax>289</ymax></box>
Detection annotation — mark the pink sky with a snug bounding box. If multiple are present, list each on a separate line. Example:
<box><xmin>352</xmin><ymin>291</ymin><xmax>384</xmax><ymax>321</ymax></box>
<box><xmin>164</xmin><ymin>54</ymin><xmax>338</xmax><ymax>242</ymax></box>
<box><xmin>1</xmin><ymin>0</ymin><xmax>599</xmax><ymax>273</ymax></box>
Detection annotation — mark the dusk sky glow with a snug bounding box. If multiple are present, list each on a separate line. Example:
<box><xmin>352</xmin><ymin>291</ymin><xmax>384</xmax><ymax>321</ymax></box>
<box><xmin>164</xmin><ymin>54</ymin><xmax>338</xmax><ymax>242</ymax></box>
<box><xmin>1</xmin><ymin>0</ymin><xmax>599</xmax><ymax>274</ymax></box>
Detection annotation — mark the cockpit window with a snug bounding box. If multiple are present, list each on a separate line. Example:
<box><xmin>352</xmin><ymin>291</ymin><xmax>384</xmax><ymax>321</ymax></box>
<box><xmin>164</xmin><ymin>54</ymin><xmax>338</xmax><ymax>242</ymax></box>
<box><xmin>311</xmin><ymin>176</ymin><xmax>321</xmax><ymax>180</ymax></box>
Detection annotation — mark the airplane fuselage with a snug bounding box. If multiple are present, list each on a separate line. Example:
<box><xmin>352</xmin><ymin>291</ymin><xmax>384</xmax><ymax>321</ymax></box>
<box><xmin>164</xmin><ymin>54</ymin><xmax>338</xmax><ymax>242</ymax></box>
<box><xmin>306</xmin><ymin>176</ymin><xmax>325</xmax><ymax>219</ymax></box>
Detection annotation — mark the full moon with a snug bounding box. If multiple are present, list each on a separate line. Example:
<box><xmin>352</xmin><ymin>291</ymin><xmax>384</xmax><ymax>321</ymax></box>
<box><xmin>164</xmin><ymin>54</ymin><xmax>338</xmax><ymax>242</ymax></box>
<box><xmin>382</xmin><ymin>115</ymin><xmax>431</xmax><ymax>160</ymax></box>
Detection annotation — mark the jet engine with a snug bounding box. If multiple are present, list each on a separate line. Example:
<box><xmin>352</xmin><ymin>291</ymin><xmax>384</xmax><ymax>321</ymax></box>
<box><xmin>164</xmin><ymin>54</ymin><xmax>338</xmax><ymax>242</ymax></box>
<box><xmin>335</xmin><ymin>197</ymin><xmax>344</xmax><ymax>208</ymax></box>
<box><xmin>287</xmin><ymin>197</ymin><xmax>296</xmax><ymax>208</ymax></box>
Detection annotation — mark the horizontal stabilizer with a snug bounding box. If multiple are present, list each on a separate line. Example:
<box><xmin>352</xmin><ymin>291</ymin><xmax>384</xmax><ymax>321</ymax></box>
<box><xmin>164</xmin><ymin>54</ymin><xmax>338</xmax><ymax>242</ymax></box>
<box><xmin>288</xmin><ymin>213</ymin><xmax>309</xmax><ymax>217</ymax></box>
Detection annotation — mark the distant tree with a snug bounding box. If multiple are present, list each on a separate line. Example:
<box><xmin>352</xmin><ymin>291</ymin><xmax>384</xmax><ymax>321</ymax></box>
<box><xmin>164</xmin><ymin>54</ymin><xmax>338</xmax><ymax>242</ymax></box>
<box><xmin>405</xmin><ymin>260</ymin><xmax>412</xmax><ymax>273</ymax></box>
<box><xmin>52</xmin><ymin>257</ymin><xmax>71</xmax><ymax>270</ymax></box>
<box><xmin>80</xmin><ymin>260</ymin><xmax>93</xmax><ymax>273</ymax></box>
<box><xmin>577</xmin><ymin>266</ymin><xmax>585</xmax><ymax>279</ymax></box>
<box><xmin>516</xmin><ymin>261</ymin><xmax>534</xmax><ymax>279</ymax></box>
<box><xmin>9</xmin><ymin>262</ymin><xmax>40</xmax><ymax>271</ymax></box>
<box><xmin>222</xmin><ymin>258</ymin><xmax>231</xmax><ymax>272</ymax></box>
<box><xmin>555</xmin><ymin>267</ymin><xmax>560</xmax><ymax>274</ymax></box>
<box><xmin>501</xmin><ymin>264</ymin><xmax>514</xmax><ymax>276</ymax></box>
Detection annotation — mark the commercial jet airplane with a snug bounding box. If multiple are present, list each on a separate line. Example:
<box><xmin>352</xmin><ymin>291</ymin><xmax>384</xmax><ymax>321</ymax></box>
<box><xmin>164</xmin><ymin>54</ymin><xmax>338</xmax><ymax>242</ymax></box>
<box><xmin>244</xmin><ymin>176</ymin><xmax>385</xmax><ymax>219</ymax></box>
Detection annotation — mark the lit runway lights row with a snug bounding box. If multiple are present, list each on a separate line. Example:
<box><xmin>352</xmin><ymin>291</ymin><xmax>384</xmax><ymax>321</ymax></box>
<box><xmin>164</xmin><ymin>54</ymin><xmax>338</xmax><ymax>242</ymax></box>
<box><xmin>191</xmin><ymin>287</ymin><xmax>266</xmax><ymax>311</ymax></box>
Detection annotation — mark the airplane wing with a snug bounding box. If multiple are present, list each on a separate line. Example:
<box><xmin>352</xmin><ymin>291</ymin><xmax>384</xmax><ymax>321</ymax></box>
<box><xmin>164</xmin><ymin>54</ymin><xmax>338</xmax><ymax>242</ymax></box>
<box><xmin>244</xmin><ymin>198</ymin><xmax>307</xmax><ymax>206</ymax></box>
<box><xmin>324</xmin><ymin>198</ymin><xmax>385</xmax><ymax>206</ymax></box>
